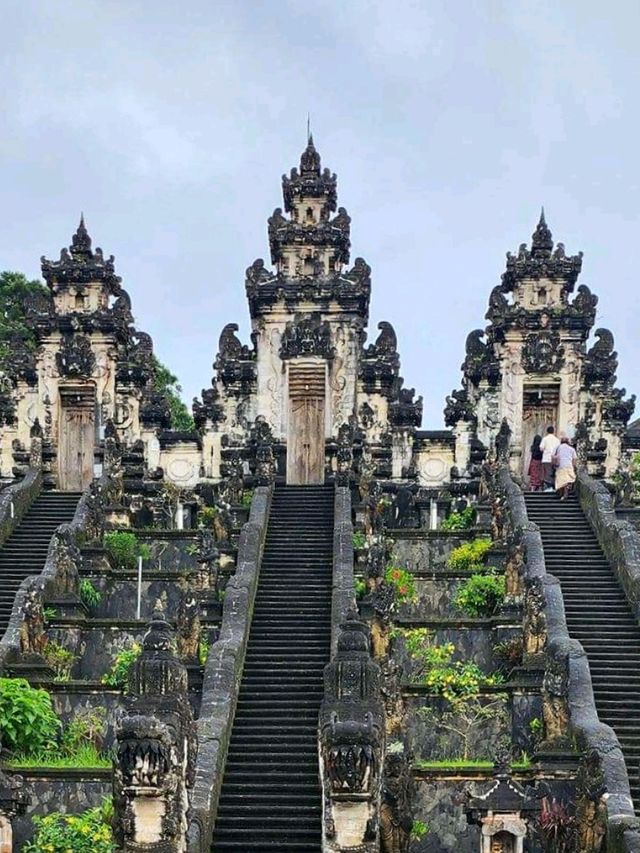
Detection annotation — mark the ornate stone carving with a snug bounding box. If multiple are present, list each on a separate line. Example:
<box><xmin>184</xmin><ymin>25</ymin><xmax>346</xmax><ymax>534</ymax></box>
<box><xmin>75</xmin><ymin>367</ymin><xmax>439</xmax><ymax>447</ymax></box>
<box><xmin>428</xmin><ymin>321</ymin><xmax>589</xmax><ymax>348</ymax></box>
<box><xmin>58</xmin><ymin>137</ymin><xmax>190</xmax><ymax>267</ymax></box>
<box><xmin>575</xmin><ymin>749</ymin><xmax>607</xmax><ymax>853</ymax></box>
<box><xmin>502</xmin><ymin>210</ymin><xmax>583</xmax><ymax>291</ymax></box>
<box><xmin>113</xmin><ymin>610</ymin><xmax>196</xmax><ymax>853</ymax></box>
<box><xmin>444</xmin><ymin>388</ymin><xmax>475</xmax><ymax>427</ymax></box>
<box><xmin>380</xmin><ymin>749</ymin><xmax>414</xmax><ymax>853</ymax></box>
<box><xmin>583</xmin><ymin>328</ymin><xmax>617</xmax><ymax>388</ymax></box>
<box><xmin>319</xmin><ymin>613</ymin><xmax>385</xmax><ymax>852</ymax></box>
<box><xmin>279</xmin><ymin>312</ymin><xmax>335</xmax><ymax>360</ymax></box>
<box><xmin>335</xmin><ymin>421</ymin><xmax>355</xmax><ymax>486</ymax></box>
<box><xmin>56</xmin><ymin>333</ymin><xmax>96</xmax><ymax>378</ymax></box>
<box><xmin>462</xmin><ymin>329</ymin><xmax>500</xmax><ymax>386</ymax></box>
<box><xmin>495</xmin><ymin>419</ymin><xmax>512</xmax><ymax>465</ymax></box>
<box><xmin>521</xmin><ymin>331</ymin><xmax>564</xmax><ymax>374</ymax></box>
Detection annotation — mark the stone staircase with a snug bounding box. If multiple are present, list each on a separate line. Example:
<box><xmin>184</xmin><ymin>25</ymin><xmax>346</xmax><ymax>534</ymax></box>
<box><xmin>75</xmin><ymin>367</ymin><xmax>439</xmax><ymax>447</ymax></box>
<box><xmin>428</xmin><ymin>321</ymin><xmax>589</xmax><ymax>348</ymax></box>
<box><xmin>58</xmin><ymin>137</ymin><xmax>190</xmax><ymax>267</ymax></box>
<box><xmin>0</xmin><ymin>491</ymin><xmax>81</xmax><ymax>638</ymax></box>
<box><xmin>525</xmin><ymin>491</ymin><xmax>640</xmax><ymax>812</ymax></box>
<box><xmin>211</xmin><ymin>484</ymin><xmax>334</xmax><ymax>852</ymax></box>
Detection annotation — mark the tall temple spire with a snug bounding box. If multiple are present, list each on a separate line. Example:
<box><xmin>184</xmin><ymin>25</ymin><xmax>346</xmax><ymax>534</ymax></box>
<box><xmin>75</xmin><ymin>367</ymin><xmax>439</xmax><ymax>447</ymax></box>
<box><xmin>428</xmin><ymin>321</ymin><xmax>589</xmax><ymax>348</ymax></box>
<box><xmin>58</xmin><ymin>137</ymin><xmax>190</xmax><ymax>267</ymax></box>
<box><xmin>70</xmin><ymin>213</ymin><xmax>93</xmax><ymax>257</ymax></box>
<box><xmin>531</xmin><ymin>207</ymin><xmax>553</xmax><ymax>256</ymax></box>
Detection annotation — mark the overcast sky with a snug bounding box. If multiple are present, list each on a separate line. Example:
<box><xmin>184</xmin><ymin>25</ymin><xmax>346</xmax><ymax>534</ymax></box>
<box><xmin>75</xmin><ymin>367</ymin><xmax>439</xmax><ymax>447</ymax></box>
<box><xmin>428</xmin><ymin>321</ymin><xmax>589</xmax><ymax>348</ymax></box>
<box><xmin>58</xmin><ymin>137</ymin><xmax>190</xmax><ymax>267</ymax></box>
<box><xmin>1</xmin><ymin>0</ymin><xmax>638</xmax><ymax>427</ymax></box>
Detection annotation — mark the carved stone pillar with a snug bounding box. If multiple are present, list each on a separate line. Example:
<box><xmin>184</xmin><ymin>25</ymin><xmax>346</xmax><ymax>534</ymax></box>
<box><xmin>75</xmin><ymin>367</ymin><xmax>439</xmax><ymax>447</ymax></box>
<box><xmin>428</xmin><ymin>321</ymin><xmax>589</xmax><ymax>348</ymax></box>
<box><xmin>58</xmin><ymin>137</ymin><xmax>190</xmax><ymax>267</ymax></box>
<box><xmin>113</xmin><ymin>609</ymin><xmax>196</xmax><ymax>852</ymax></box>
<box><xmin>319</xmin><ymin>612</ymin><xmax>385</xmax><ymax>852</ymax></box>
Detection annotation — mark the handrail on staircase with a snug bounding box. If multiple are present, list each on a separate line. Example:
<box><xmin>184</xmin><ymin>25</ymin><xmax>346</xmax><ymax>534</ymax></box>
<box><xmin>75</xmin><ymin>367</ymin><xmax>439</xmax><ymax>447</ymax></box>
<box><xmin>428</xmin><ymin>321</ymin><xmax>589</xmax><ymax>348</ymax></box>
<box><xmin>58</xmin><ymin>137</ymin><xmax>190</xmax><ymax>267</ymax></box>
<box><xmin>0</xmin><ymin>470</ymin><xmax>112</xmax><ymax>669</ymax></box>
<box><xmin>496</xmin><ymin>465</ymin><xmax>640</xmax><ymax>851</ymax></box>
<box><xmin>186</xmin><ymin>484</ymin><xmax>273</xmax><ymax>853</ymax></box>
<box><xmin>0</xmin><ymin>468</ymin><xmax>42</xmax><ymax>549</ymax></box>
<box><xmin>576</xmin><ymin>470</ymin><xmax>640</xmax><ymax>622</ymax></box>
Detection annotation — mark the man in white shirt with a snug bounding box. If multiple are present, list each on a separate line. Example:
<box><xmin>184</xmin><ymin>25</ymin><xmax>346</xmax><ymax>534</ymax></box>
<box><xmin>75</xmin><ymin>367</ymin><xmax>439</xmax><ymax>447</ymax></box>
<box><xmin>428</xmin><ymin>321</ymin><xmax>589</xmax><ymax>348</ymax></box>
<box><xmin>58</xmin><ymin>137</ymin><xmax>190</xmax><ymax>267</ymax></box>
<box><xmin>540</xmin><ymin>425</ymin><xmax>561</xmax><ymax>492</ymax></box>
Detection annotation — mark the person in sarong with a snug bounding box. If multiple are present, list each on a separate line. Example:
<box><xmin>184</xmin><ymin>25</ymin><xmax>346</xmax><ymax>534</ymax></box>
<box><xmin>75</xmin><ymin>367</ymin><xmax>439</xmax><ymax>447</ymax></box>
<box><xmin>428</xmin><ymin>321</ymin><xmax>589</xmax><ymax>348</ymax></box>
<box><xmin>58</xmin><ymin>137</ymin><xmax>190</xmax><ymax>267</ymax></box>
<box><xmin>553</xmin><ymin>437</ymin><xmax>577</xmax><ymax>501</ymax></box>
<box><xmin>528</xmin><ymin>434</ymin><xmax>544</xmax><ymax>491</ymax></box>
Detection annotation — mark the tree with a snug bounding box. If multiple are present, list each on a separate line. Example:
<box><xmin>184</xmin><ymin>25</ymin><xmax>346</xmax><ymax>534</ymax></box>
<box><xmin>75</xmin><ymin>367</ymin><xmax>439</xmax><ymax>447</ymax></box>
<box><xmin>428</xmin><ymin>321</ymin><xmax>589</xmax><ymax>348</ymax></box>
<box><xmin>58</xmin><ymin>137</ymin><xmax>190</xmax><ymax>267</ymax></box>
<box><xmin>151</xmin><ymin>356</ymin><xmax>194</xmax><ymax>431</ymax></box>
<box><xmin>0</xmin><ymin>271</ymin><xmax>48</xmax><ymax>368</ymax></box>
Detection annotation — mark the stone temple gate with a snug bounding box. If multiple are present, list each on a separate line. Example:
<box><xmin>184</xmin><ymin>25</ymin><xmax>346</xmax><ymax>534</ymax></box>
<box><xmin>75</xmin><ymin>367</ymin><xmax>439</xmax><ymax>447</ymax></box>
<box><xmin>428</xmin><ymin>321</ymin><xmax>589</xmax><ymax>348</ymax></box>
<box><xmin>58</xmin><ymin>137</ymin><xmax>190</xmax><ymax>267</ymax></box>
<box><xmin>0</xmin><ymin>135</ymin><xmax>639</xmax><ymax>853</ymax></box>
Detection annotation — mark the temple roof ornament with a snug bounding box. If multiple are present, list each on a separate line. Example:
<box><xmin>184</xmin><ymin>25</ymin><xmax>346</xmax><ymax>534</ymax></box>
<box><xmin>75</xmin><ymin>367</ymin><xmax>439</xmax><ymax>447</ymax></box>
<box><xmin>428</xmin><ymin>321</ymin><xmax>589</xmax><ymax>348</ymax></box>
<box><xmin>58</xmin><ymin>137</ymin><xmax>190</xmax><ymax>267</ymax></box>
<box><xmin>502</xmin><ymin>209</ymin><xmax>583</xmax><ymax>291</ymax></box>
<box><xmin>282</xmin><ymin>135</ymin><xmax>337</xmax><ymax>213</ymax></box>
<box><xmin>41</xmin><ymin>215</ymin><xmax>122</xmax><ymax>293</ymax></box>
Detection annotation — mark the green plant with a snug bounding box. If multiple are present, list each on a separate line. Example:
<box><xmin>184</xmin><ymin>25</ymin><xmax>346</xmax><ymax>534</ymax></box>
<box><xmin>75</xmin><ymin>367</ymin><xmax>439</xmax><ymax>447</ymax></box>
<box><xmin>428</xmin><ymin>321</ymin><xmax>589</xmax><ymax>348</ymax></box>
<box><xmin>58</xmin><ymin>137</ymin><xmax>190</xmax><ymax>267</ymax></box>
<box><xmin>61</xmin><ymin>708</ymin><xmax>106</xmax><ymax>754</ymax></box>
<box><xmin>411</xmin><ymin>819</ymin><xmax>429</xmax><ymax>839</ymax></box>
<box><xmin>43</xmin><ymin>606</ymin><xmax>57</xmax><ymax>621</ymax></box>
<box><xmin>419</xmin><ymin>695</ymin><xmax>509</xmax><ymax>760</ymax></box>
<box><xmin>101</xmin><ymin>643</ymin><xmax>142</xmax><ymax>690</ymax></box>
<box><xmin>79</xmin><ymin>579</ymin><xmax>102</xmax><ymax>609</ymax></box>
<box><xmin>23</xmin><ymin>800</ymin><xmax>115</xmax><ymax>852</ymax></box>
<box><xmin>454</xmin><ymin>571</ymin><xmax>506</xmax><ymax>618</ymax></box>
<box><xmin>518</xmin><ymin>750</ymin><xmax>532</xmax><ymax>768</ymax></box>
<box><xmin>186</xmin><ymin>543</ymin><xmax>200</xmax><ymax>556</ymax></box>
<box><xmin>441</xmin><ymin>506</ymin><xmax>476</xmax><ymax>531</ymax></box>
<box><xmin>352</xmin><ymin>531</ymin><xmax>367</xmax><ymax>550</ymax></box>
<box><xmin>197</xmin><ymin>506</ymin><xmax>219</xmax><ymax>527</ymax></box>
<box><xmin>529</xmin><ymin>716</ymin><xmax>544</xmax><ymax>742</ymax></box>
<box><xmin>103</xmin><ymin>531</ymin><xmax>151</xmax><ymax>571</ymax></box>
<box><xmin>394</xmin><ymin>629</ymin><xmax>501</xmax><ymax>703</ymax></box>
<box><xmin>447</xmin><ymin>538</ymin><xmax>492</xmax><ymax>572</ymax></box>
<box><xmin>7</xmin><ymin>743</ymin><xmax>111</xmax><ymax>769</ymax></box>
<box><xmin>384</xmin><ymin>565</ymin><xmax>417</xmax><ymax>603</ymax></box>
<box><xmin>354</xmin><ymin>578</ymin><xmax>367</xmax><ymax>600</ymax></box>
<box><xmin>0</xmin><ymin>678</ymin><xmax>61</xmax><ymax>754</ymax></box>
<box><xmin>493</xmin><ymin>636</ymin><xmax>524</xmax><ymax>670</ymax></box>
<box><xmin>199</xmin><ymin>634</ymin><xmax>210</xmax><ymax>666</ymax></box>
<box><xmin>240</xmin><ymin>489</ymin><xmax>254</xmax><ymax>508</ymax></box>
<box><xmin>42</xmin><ymin>641</ymin><xmax>76</xmax><ymax>681</ymax></box>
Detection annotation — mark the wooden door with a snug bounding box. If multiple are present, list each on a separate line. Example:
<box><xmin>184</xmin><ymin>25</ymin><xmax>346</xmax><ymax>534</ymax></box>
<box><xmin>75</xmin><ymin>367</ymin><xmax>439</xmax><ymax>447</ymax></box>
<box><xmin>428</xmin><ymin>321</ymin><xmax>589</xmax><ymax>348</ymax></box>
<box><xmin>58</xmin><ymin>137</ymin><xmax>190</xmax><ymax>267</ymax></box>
<box><xmin>58</xmin><ymin>387</ymin><xmax>95</xmax><ymax>492</ymax></box>
<box><xmin>287</xmin><ymin>362</ymin><xmax>326</xmax><ymax>485</ymax></box>
<box><xmin>522</xmin><ymin>386</ymin><xmax>559</xmax><ymax>481</ymax></box>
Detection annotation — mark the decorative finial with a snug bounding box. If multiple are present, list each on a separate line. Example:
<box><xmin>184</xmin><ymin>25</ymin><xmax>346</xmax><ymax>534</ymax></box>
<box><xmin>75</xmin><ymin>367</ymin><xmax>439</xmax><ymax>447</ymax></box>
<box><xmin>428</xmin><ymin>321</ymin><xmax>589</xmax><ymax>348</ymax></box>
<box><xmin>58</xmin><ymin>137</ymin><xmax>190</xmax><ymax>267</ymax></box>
<box><xmin>71</xmin><ymin>214</ymin><xmax>92</xmax><ymax>256</ymax></box>
<box><xmin>531</xmin><ymin>206</ymin><xmax>553</xmax><ymax>255</ymax></box>
<box><xmin>307</xmin><ymin>112</ymin><xmax>311</xmax><ymax>144</ymax></box>
<box><xmin>300</xmin><ymin>134</ymin><xmax>321</xmax><ymax>174</ymax></box>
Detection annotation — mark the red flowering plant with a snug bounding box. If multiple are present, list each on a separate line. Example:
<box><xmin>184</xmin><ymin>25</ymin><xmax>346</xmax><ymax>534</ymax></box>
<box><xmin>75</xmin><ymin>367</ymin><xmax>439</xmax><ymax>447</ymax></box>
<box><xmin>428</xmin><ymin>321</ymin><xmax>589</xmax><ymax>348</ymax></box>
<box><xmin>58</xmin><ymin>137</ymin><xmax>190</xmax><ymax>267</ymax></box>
<box><xmin>384</xmin><ymin>565</ymin><xmax>417</xmax><ymax>604</ymax></box>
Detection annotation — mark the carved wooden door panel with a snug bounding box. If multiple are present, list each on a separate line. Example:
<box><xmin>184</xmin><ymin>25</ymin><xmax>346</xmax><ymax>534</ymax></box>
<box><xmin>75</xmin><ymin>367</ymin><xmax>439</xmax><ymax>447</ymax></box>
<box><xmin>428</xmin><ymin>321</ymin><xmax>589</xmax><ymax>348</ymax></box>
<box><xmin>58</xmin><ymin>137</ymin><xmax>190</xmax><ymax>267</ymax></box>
<box><xmin>287</xmin><ymin>362</ymin><xmax>326</xmax><ymax>485</ymax></box>
<box><xmin>58</xmin><ymin>387</ymin><xmax>95</xmax><ymax>492</ymax></box>
<box><xmin>522</xmin><ymin>386</ymin><xmax>559</xmax><ymax>480</ymax></box>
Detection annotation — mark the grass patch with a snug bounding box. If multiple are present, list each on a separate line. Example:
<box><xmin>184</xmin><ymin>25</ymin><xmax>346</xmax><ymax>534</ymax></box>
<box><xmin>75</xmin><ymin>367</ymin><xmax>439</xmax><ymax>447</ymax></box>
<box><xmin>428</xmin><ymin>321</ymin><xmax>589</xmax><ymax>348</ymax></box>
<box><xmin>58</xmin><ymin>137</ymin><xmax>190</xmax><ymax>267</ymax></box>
<box><xmin>4</xmin><ymin>743</ymin><xmax>111</xmax><ymax>769</ymax></box>
<box><xmin>415</xmin><ymin>756</ymin><xmax>532</xmax><ymax>770</ymax></box>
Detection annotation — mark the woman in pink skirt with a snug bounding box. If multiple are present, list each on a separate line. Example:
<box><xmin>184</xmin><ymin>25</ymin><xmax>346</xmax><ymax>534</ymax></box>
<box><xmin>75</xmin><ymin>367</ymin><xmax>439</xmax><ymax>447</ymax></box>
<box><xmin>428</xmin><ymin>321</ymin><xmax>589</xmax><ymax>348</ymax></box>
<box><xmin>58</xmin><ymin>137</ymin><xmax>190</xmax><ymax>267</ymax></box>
<box><xmin>528</xmin><ymin>435</ymin><xmax>544</xmax><ymax>491</ymax></box>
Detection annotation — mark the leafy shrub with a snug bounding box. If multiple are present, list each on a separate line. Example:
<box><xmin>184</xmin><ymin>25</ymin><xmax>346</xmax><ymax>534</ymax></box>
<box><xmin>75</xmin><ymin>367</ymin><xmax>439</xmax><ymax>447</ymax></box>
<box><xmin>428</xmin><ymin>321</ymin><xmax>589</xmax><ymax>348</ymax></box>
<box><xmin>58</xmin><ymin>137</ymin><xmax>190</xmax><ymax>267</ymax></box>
<box><xmin>454</xmin><ymin>571</ymin><xmax>506</xmax><ymax>617</ymax></box>
<box><xmin>197</xmin><ymin>506</ymin><xmax>219</xmax><ymax>528</ymax></box>
<box><xmin>493</xmin><ymin>636</ymin><xmax>524</xmax><ymax>670</ymax></box>
<box><xmin>352</xmin><ymin>531</ymin><xmax>367</xmax><ymax>550</ymax></box>
<box><xmin>0</xmin><ymin>678</ymin><xmax>61</xmax><ymax>753</ymax></box>
<box><xmin>23</xmin><ymin>800</ymin><xmax>115</xmax><ymax>852</ymax></box>
<box><xmin>103</xmin><ymin>531</ymin><xmax>151</xmax><ymax>571</ymax></box>
<box><xmin>354</xmin><ymin>578</ymin><xmax>366</xmax><ymax>599</ymax></box>
<box><xmin>101</xmin><ymin>643</ymin><xmax>142</xmax><ymax>690</ymax></box>
<box><xmin>79</xmin><ymin>579</ymin><xmax>101</xmax><ymax>609</ymax></box>
<box><xmin>384</xmin><ymin>565</ymin><xmax>416</xmax><ymax>603</ymax></box>
<box><xmin>412</xmin><ymin>819</ymin><xmax>429</xmax><ymax>839</ymax></box>
<box><xmin>240</xmin><ymin>490</ymin><xmax>254</xmax><ymax>508</ymax></box>
<box><xmin>198</xmin><ymin>634</ymin><xmax>210</xmax><ymax>666</ymax></box>
<box><xmin>529</xmin><ymin>716</ymin><xmax>544</xmax><ymax>743</ymax></box>
<box><xmin>42</xmin><ymin>641</ymin><xmax>76</xmax><ymax>681</ymax></box>
<box><xmin>447</xmin><ymin>538</ymin><xmax>492</xmax><ymax>572</ymax></box>
<box><xmin>394</xmin><ymin>629</ymin><xmax>503</xmax><ymax>704</ymax></box>
<box><xmin>61</xmin><ymin>708</ymin><xmax>106</xmax><ymax>754</ymax></box>
<box><xmin>441</xmin><ymin>506</ymin><xmax>476</xmax><ymax>531</ymax></box>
